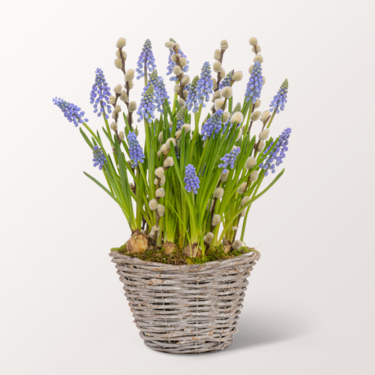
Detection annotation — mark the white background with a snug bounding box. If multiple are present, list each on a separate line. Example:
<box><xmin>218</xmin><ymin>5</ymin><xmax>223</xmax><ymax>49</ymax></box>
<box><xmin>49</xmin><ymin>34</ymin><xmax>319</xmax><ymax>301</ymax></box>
<box><xmin>1</xmin><ymin>1</ymin><xmax>375</xmax><ymax>374</ymax></box>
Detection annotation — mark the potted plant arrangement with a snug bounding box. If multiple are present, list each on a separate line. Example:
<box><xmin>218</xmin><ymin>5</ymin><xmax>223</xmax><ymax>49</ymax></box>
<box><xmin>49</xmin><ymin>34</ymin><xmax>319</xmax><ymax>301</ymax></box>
<box><xmin>53</xmin><ymin>36</ymin><xmax>291</xmax><ymax>353</ymax></box>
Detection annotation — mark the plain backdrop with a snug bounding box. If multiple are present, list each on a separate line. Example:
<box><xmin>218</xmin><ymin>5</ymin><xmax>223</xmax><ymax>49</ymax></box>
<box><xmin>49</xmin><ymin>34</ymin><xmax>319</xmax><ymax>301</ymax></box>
<box><xmin>1</xmin><ymin>1</ymin><xmax>375</xmax><ymax>374</ymax></box>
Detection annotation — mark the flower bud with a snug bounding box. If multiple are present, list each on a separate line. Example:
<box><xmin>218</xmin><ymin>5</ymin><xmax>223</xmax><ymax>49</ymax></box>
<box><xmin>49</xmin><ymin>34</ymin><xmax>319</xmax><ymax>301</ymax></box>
<box><xmin>183</xmin><ymin>90</ymin><xmax>188</xmax><ymax>99</ymax></box>
<box><xmin>155</xmin><ymin>187</ymin><xmax>165</xmax><ymax>198</ymax></box>
<box><xmin>214</xmin><ymin>49</ymin><xmax>221</xmax><ymax>60</ymax></box>
<box><xmin>232</xmin><ymin>71</ymin><xmax>243</xmax><ymax>82</ymax></box>
<box><xmin>118</xmin><ymin>131</ymin><xmax>125</xmax><ymax>141</ymax></box>
<box><xmin>163</xmin><ymin>156</ymin><xmax>174</xmax><ymax>168</ymax></box>
<box><xmin>230</xmin><ymin>112</ymin><xmax>244</xmax><ymax>124</ymax></box>
<box><xmin>221</xmin><ymin>86</ymin><xmax>233</xmax><ymax>98</ymax></box>
<box><xmin>171</xmin><ymin>53</ymin><xmax>177</xmax><ymax>62</ymax></box>
<box><xmin>215</xmin><ymin>99</ymin><xmax>225</xmax><ymax>110</ymax></box>
<box><xmin>165</xmin><ymin>41</ymin><xmax>176</xmax><ymax>49</ymax></box>
<box><xmin>245</xmin><ymin>157</ymin><xmax>256</xmax><ymax>170</ymax></box>
<box><xmin>213</xmin><ymin>91</ymin><xmax>222</xmax><ymax>101</ymax></box>
<box><xmin>166</xmin><ymin>138</ymin><xmax>176</xmax><ymax>148</ymax></box>
<box><xmin>174</xmin><ymin>84</ymin><xmax>180</xmax><ymax>94</ymax></box>
<box><xmin>125</xmin><ymin>69</ymin><xmax>134</xmax><ymax>81</ymax></box>
<box><xmin>114</xmin><ymin>105</ymin><xmax>121</xmax><ymax>113</ymax></box>
<box><xmin>254</xmin><ymin>54</ymin><xmax>264</xmax><ymax>63</ymax></box>
<box><xmin>128</xmin><ymin>80</ymin><xmax>134</xmax><ymax>89</ymax></box>
<box><xmin>241</xmin><ymin>196</ymin><xmax>251</xmax><ymax>206</ymax></box>
<box><xmin>257</xmin><ymin>141</ymin><xmax>265</xmax><ymax>152</ymax></box>
<box><xmin>213</xmin><ymin>187</ymin><xmax>224</xmax><ymax>199</ymax></box>
<box><xmin>149</xmin><ymin>199</ymin><xmax>158</xmax><ymax>210</ymax></box>
<box><xmin>157</xmin><ymin>150</ymin><xmax>162</xmax><ymax>158</ymax></box>
<box><xmin>251</xmin><ymin>111</ymin><xmax>261</xmax><ymax>121</ymax></box>
<box><xmin>116</xmin><ymin>50</ymin><xmax>127</xmax><ymax>59</ymax></box>
<box><xmin>240</xmin><ymin>209</ymin><xmax>246</xmax><ymax>217</ymax></box>
<box><xmin>204</xmin><ymin>232</ymin><xmax>214</xmax><ymax>244</ymax></box>
<box><xmin>158</xmin><ymin>131</ymin><xmax>164</xmax><ymax>143</ymax></box>
<box><xmin>175</xmin><ymin>43</ymin><xmax>181</xmax><ymax>50</ymax></box>
<box><xmin>220</xmin><ymin>40</ymin><xmax>229</xmax><ymax>50</ymax></box>
<box><xmin>114</xmin><ymin>84</ymin><xmax>123</xmax><ymax>95</ymax></box>
<box><xmin>128</xmin><ymin>101</ymin><xmax>136</xmax><ymax>112</ymax></box>
<box><xmin>114</xmin><ymin>58</ymin><xmax>123</xmax><ymax>69</ymax></box>
<box><xmin>249</xmin><ymin>37</ymin><xmax>258</xmax><ymax>46</ymax></box>
<box><xmin>110</xmin><ymin>122</ymin><xmax>118</xmax><ymax>131</ymax></box>
<box><xmin>220</xmin><ymin>69</ymin><xmax>226</xmax><ymax>79</ymax></box>
<box><xmin>157</xmin><ymin>204</ymin><xmax>165</xmax><ymax>217</ymax></box>
<box><xmin>181</xmin><ymin>76</ymin><xmax>190</xmax><ymax>86</ymax></box>
<box><xmin>109</xmin><ymin>96</ymin><xmax>116</xmax><ymax>105</ymax></box>
<box><xmin>250</xmin><ymin>170</ymin><xmax>258</xmax><ymax>182</ymax></box>
<box><xmin>260</xmin><ymin>110</ymin><xmax>271</xmax><ymax>123</ymax></box>
<box><xmin>212</xmin><ymin>214</ymin><xmax>221</xmax><ymax>226</ymax></box>
<box><xmin>232</xmin><ymin>240</ymin><xmax>243</xmax><ymax>250</ymax></box>
<box><xmin>238</xmin><ymin>182</ymin><xmax>247</xmax><ymax>194</ymax></box>
<box><xmin>160</xmin><ymin>175</ymin><xmax>166</xmax><ymax>186</ymax></box>
<box><xmin>221</xmin><ymin>170</ymin><xmax>229</xmax><ymax>182</ymax></box>
<box><xmin>212</xmin><ymin>78</ymin><xmax>217</xmax><ymax>90</ymax></box>
<box><xmin>213</xmin><ymin>61</ymin><xmax>222</xmax><ymax>73</ymax></box>
<box><xmin>252</xmin><ymin>44</ymin><xmax>261</xmax><ymax>53</ymax></box>
<box><xmin>120</xmin><ymin>91</ymin><xmax>128</xmax><ymax>103</ymax></box>
<box><xmin>160</xmin><ymin>144</ymin><xmax>169</xmax><ymax>153</ymax></box>
<box><xmin>173</xmin><ymin>65</ymin><xmax>182</xmax><ymax>75</ymax></box>
<box><xmin>223</xmin><ymin>112</ymin><xmax>230</xmax><ymax>123</ymax></box>
<box><xmin>248</xmin><ymin>64</ymin><xmax>254</xmax><ymax>74</ymax></box>
<box><xmin>254</xmin><ymin>99</ymin><xmax>261</xmax><ymax>109</ymax></box>
<box><xmin>175</xmin><ymin>130</ymin><xmax>182</xmax><ymax>138</ymax></box>
<box><xmin>116</xmin><ymin>38</ymin><xmax>126</xmax><ymax>49</ymax></box>
<box><xmin>178</xmin><ymin>98</ymin><xmax>185</xmax><ymax>107</ymax></box>
<box><xmin>259</xmin><ymin>129</ymin><xmax>270</xmax><ymax>140</ymax></box>
<box><xmin>155</xmin><ymin>167</ymin><xmax>164</xmax><ymax>179</ymax></box>
<box><xmin>180</xmin><ymin>57</ymin><xmax>187</xmax><ymax>67</ymax></box>
<box><xmin>182</xmin><ymin>124</ymin><xmax>191</xmax><ymax>132</ymax></box>
<box><xmin>236</xmin><ymin>128</ymin><xmax>243</xmax><ymax>141</ymax></box>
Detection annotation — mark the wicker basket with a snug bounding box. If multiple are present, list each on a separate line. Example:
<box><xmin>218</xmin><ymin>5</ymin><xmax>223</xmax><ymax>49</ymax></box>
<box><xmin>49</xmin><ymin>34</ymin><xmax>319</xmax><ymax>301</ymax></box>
<box><xmin>110</xmin><ymin>250</ymin><xmax>260</xmax><ymax>354</ymax></box>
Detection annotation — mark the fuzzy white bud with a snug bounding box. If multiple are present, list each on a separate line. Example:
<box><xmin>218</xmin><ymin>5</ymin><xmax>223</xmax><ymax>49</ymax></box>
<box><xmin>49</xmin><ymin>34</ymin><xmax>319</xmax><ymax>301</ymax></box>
<box><xmin>165</xmin><ymin>41</ymin><xmax>176</xmax><ymax>49</ymax></box>
<box><xmin>213</xmin><ymin>61</ymin><xmax>222</xmax><ymax>73</ymax></box>
<box><xmin>160</xmin><ymin>144</ymin><xmax>169</xmax><ymax>153</ymax></box>
<box><xmin>114</xmin><ymin>105</ymin><xmax>121</xmax><ymax>113</ymax></box>
<box><xmin>182</xmin><ymin>124</ymin><xmax>191</xmax><ymax>133</ymax></box>
<box><xmin>178</xmin><ymin>98</ymin><xmax>185</xmax><ymax>107</ymax></box>
<box><xmin>232</xmin><ymin>71</ymin><xmax>243</xmax><ymax>82</ymax></box>
<box><xmin>212</xmin><ymin>78</ymin><xmax>217</xmax><ymax>90</ymax></box>
<box><xmin>230</xmin><ymin>112</ymin><xmax>244</xmax><ymax>124</ymax></box>
<box><xmin>170</xmin><ymin>54</ymin><xmax>177</xmax><ymax>63</ymax></box>
<box><xmin>212</xmin><ymin>214</ymin><xmax>221</xmax><ymax>227</ymax></box>
<box><xmin>252</xmin><ymin>44</ymin><xmax>261</xmax><ymax>53</ymax></box>
<box><xmin>257</xmin><ymin>141</ymin><xmax>265</xmax><ymax>152</ymax></box>
<box><xmin>181</xmin><ymin>76</ymin><xmax>190</xmax><ymax>86</ymax></box>
<box><xmin>157</xmin><ymin>150</ymin><xmax>162</xmax><ymax>158</ymax></box>
<box><xmin>213</xmin><ymin>187</ymin><xmax>224</xmax><ymax>199</ymax></box>
<box><xmin>118</xmin><ymin>131</ymin><xmax>125</xmax><ymax>141</ymax></box>
<box><xmin>213</xmin><ymin>91</ymin><xmax>222</xmax><ymax>101</ymax></box>
<box><xmin>260</xmin><ymin>110</ymin><xmax>271</xmax><ymax>123</ymax></box>
<box><xmin>183</xmin><ymin>90</ymin><xmax>188</xmax><ymax>99</ymax></box>
<box><xmin>245</xmin><ymin>157</ymin><xmax>256</xmax><ymax>170</ymax></box>
<box><xmin>149</xmin><ymin>199</ymin><xmax>158</xmax><ymax>210</ymax></box>
<box><xmin>236</xmin><ymin>128</ymin><xmax>243</xmax><ymax>141</ymax></box>
<box><xmin>155</xmin><ymin>187</ymin><xmax>165</xmax><ymax>198</ymax></box>
<box><xmin>114</xmin><ymin>84</ymin><xmax>123</xmax><ymax>95</ymax></box>
<box><xmin>249</xmin><ymin>37</ymin><xmax>258</xmax><ymax>46</ymax></box>
<box><xmin>110</xmin><ymin>122</ymin><xmax>118</xmax><ymax>131</ymax></box>
<box><xmin>120</xmin><ymin>91</ymin><xmax>128</xmax><ymax>103</ymax></box>
<box><xmin>223</xmin><ymin>112</ymin><xmax>230</xmax><ymax>123</ymax></box>
<box><xmin>116</xmin><ymin>38</ymin><xmax>126</xmax><ymax>49</ymax></box>
<box><xmin>166</xmin><ymin>138</ymin><xmax>176</xmax><ymax>148</ymax></box>
<box><xmin>116</xmin><ymin>50</ymin><xmax>127</xmax><ymax>59</ymax></box>
<box><xmin>114</xmin><ymin>58</ymin><xmax>123</xmax><ymax>69</ymax></box>
<box><xmin>173</xmin><ymin>65</ymin><xmax>182</xmax><ymax>76</ymax></box>
<box><xmin>204</xmin><ymin>232</ymin><xmax>214</xmax><ymax>244</ymax></box>
<box><xmin>250</xmin><ymin>171</ymin><xmax>259</xmax><ymax>182</ymax></box>
<box><xmin>254</xmin><ymin>99</ymin><xmax>261</xmax><ymax>109</ymax></box>
<box><xmin>180</xmin><ymin>57</ymin><xmax>187</xmax><ymax>67</ymax></box>
<box><xmin>241</xmin><ymin>196</ymin><xmax>251</xmax><ymax>206</ymax></box>
<box><xmin>214</xmin><ymin>49</ymin><xmax>221</xmax><ymax>60</ymax></box>
<box><xmin>157</xmin><ymin>204</ymin><xmax>165</xmax><ymax>217</ymax></box>
<box><xmin>221</xmin><ymin>171</ymin><xmax>229</xmax><ymax>182</ymax></box>
<box><xmin>163</xmin><ymin>156</ymin><xmax>174</xmax><ymax>168</ymax></box>
<box><xmin>251</xmin><ymin>111</ymin><xmax>261</xmax><ymax>121</ymax></box>
<box><xmin>259</xmin><ymin>129</ymin><xmax>270</xmax><ymax>141</ymax></box>
<box><xmin>125</xmin><ymin>69</ymin><xmax>134</xmax><ymax>81</ymax></box>
<box><xmin>220</xmin><ymin>69</ymin><xmax>226</xmax><ymax>79</ymax></box>
<box><xmin>232</xmin><ymin>240</ymin><xmax>243</xmax><ymax>250</ymax></box>
<box><xmin>128</xmin><ymin>80</ymin><xmax>134</xmax><ymax>89</ymax></box>
<box><xmin>160</xmin><ymin>175</ymin><xmax>166</xmax><ymax>186</ymax></box>
<box><xmin>174</xmin><ymin>84</ymin><xmax>180</xmax><ymax>94</ymax></box>
<box><xmin>215</xmin><ymin>99</ymin><xmax>225</xmax><ymax>110</ymax></box>
<box><xmin>158</xmin><ymin>131</ymin><xmax>164</xmax><ymax>143</ymax></box>
<box><xmin>233</xmin><ymin>226</ymin><xmax>238</xmax><ymax>231</ymax></box>
<box><xmin>155</xmin><ymin>167</ymin><xmax>164</xmax><ymax>179</ymax></box>
<box><xmin>240</xmin><ymin>209</ymin><xmax>246</xmax><ymax>217</ymax></box>
<box><xmin>263</xmin><ymin>76</ymin><xmax>266</xmax><ymax>86</ymax></box>
<box><xmin>238</xmin><ymin>182</ymin><xmax>247</xmax><ymax>194</ymax></box>
<box><xmin>254</xmin><ymin>54</ymin><xmax>264</xmax><ymax>64</ymax></box>
<box><xmin>129</xmin><ymin>101</ymin><xmax>137</xmax><ymax>112</ymax></box>
<box><xmin>109</xmin><ymin>96</ymin><xmax>116</xmax><ymax>105</ymax></box>
<box><xmin>248</xmin><ymin>64</ymin><xmax>254</xmax><ymax>74</ymax></box>
<box><xmin>220</xmin><ymin>40</ymin><xmax>229</xmax><ymax>50</ymax></box>
<box><xmin>221</xmin><ymin>86</ymin><xmax>233</xmax><ymax>98</ymax></box>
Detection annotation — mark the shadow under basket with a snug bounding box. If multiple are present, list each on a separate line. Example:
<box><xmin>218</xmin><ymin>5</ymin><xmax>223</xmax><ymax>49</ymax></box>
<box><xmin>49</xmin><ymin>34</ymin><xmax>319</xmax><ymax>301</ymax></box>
<box><xmin>110</xmin><ymin>250</ymin><xmax>260</xmax><ymax>354</ymax></box>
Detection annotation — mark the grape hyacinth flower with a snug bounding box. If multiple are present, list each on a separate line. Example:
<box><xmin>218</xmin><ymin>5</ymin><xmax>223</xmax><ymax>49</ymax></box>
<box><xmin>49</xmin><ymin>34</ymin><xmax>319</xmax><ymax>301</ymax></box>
<box><xmin>197</xmin><ymin>62</ymin><xmax>214</xmax><ymax>104</ymax></box>
<box><xmin>146</xmin><ymin>70</ymin><xmax>169</xmax><ymax>113</ymax></box>
<box><xmin>136</xmin><ymin>39</ymin><xmax>157</xmax><ymax>80</ymax></box>
<box><xmin>219</xmin><ymin>70</ymin><xmax>234</xmax><ymax>90</ymax></box>
<box><xmin>166</xmin><ymin>39</ymin><xmax>189</xmax><ymax>81</ymax></box>
<box><xmin>184</xmin><ymin>164</ymin><xmax>200</xmax><ymax>194</ymax></box>
<box><xmin>185</xmin><ymin>76</ymin><xmax>201</xmax><ymax>113</ymax></box>
<box><xmin>92</xmin><ymin>145</ymin><xmax>107</xmax><ymax>170</ymax></box>
<box><xmin>90</xmin><ymin>68</ymin><xmax>112</xmax><ymax>119</ymax></box>
<box><xmin>259</xmin><ymin>128</ymin><xmax>292</xmax><ymax>176</ymax></box>
<box><xmin>53</xmin><ymin>97</ymin><xmax>88</xmax><ymax>127</ymax></box>
<box><xmin>218</xmin><ymin>146</ymin><xmax>241</xmax><ymax>174</ymax></box>
<box><xmin>137</xmin><ymin>84</ymin><xmax>156</xmax><ymax>123</ymax></box>
<box><xmin>127</xmin><ymin>131</ymin><xmax>145</xmax><ymax>168</ymax></box>
<box><xmin>270</xmin><ymin>79</ymin><xmax>288</xmax><ymax>113</ymax></box>
<box><xmin>201</xmin><ymin>109</ymin><xmax>224</xmax><ymax>140</ymax></box>
<box><xmin>245</xmin><ymin>61</ymin><xmax>263</xmax><ymax>104</ymax></box>
<box><xmin>176</xmin><ymin>106</ymin><xmax>186</xmax><ymax>131</ymax></box>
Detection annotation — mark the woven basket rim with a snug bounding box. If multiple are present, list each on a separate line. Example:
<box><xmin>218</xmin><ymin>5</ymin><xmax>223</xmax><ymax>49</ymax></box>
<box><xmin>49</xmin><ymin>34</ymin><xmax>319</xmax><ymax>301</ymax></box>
<box><xmin>110</xmin><ymin>248</ymin><xmax>261</xmax><ymax>270</ymax></box>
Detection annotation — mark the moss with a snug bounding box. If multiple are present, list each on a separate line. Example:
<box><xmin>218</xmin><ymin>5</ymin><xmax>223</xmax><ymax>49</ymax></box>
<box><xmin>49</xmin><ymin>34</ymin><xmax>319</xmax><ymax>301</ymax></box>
<box><xmin>111</xmin><ymin>242</ymin><xmax>255</xmax><ymax>266</ymax></box>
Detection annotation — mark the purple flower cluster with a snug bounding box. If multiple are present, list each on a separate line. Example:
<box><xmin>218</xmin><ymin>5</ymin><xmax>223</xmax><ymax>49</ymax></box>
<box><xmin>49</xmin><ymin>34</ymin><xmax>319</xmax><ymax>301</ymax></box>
<box><xmin>219</xmin><ymin>70</ymin><xmax>233</xmax><ymax>90</ymax></box>
<box><xmin>136</xmin><ymin>39</ymin><xmax>157</xmax><ymax>80</ymax></box>
<box><xmin>197</xmin><ymin>62</ymin><xmax>213</xmax><ymax>103</ymax></box>
<box><xmin>176</xmin><ymin>106</ymin><xmax>186</xmax><ymax>131</ymax></box>
<box><xmin>270</xmin><ymin>79</ymin><xmax>288</xmax><ymax>113</ymax></box>
<box><xmin>90</xmin><ymin>68</ymin><xmax>112</xmax><ymax>120</ymax></box>
<box><xmin>218</xmin><ymin>146</ymin><xmax>241</xmax><ymax>174</ymax></box>
<box><xmin>185</xmin><ymin>76</ymin><xmax>200</xmax><ymax>113</ymax></box>
<box><xmin>245</xmin><ymin>61</ymin><xmax>263</xmax><ymax>104</ymax></box>
<box><xmin>147</xmin><ymin>70</ymin><xmax>169</xmax><ymax>113</ymax></box>
<box><xmin>92</xmin><ymin>145</ymin><xmax>106</xmax><ymax>170</ymax></box>
<box><xmin>53</xmin><ymin>97</ymin><xmax>88</xmax><ymax>127</ymax></box>
<box><xmin>201</xmin><ymin>109</ymin><xmax>223</xmax><ymax>140</ymax></box>
<box><xmin>259</xmin><ymin>128</ymin><xmax>291</xmax><ymax>176</ymax></box>
<box><xmin>127</xmin><ymin>131</ymin><xmax>145</xmax><ymax>168</ymax></box>
<box><xmin>137</xmin><ymin>84</ymin><xmax>156</xmax><ymax>123</ymax></box>
<box><xmin>184</xmin><ymin>164</ymin><xmax>200</xmax><ymax>194</ymax></box>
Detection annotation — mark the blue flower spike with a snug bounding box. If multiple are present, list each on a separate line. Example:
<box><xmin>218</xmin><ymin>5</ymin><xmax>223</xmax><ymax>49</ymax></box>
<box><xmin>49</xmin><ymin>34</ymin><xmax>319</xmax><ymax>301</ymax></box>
<box><xmin>127</xmin><ymin>131</ymin><xmax>145</xmax><ymax>168</ymax></box>
<box><xmin>90</xmin><ymin>68</ymin><xmax>112</xmax><ymax>119</ymax></box>
<box><xmin>201</xmin><ymin>109</ymin><xmax>224</xmax><ymax>140</ymax></box>
<box><xmin>245</xmin><ymin>61</ymin><xmax>263</xmax><ymax>104</ymax></box>
<box><xmin>184</xmin><ymin>164</ymin><xmax>200</xmax><ymax>194</ymax></box>
<box><xmin>53</xmin><ymin>97</ymin><xmax>88</xmax><ymax>127</ymax></box>
<box><xmin>136</xmin><ymin>39</ymin><xmax>157</xmax><ymax>80</ymax></box>
<box><xmin>137</xmin><ymin>84</ymin><xmax>156</xmax><ymax>123</ymax></box>
<box><xmin>218</xmin><ymin>146</ymin><xmax>241</xmax><ymax>174</ymax></box>
<box><xmin>270</xmin><ymin>79</ymin><xmax>288</xmax><ymax>113</ymax></box>
<box><xmin>92</xmin><ymin>146</ymin><xmax>107</xmax><ymax>170</ymax></box>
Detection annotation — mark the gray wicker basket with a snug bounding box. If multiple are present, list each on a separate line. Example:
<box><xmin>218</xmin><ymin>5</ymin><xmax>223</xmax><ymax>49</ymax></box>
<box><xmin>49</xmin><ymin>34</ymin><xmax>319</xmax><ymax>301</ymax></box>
<box><xmin>110</xmin><ymin>250</ymin><xmax>260</xmax><ymax>354</ymax></box>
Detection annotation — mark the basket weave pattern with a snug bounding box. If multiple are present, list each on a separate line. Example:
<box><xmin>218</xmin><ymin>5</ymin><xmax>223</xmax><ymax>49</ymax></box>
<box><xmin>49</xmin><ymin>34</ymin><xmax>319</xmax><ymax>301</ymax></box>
<box><xmin>110</xmin><ymin>250</ymin><xmax>260</xmax><ymax>354</ymax></box>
